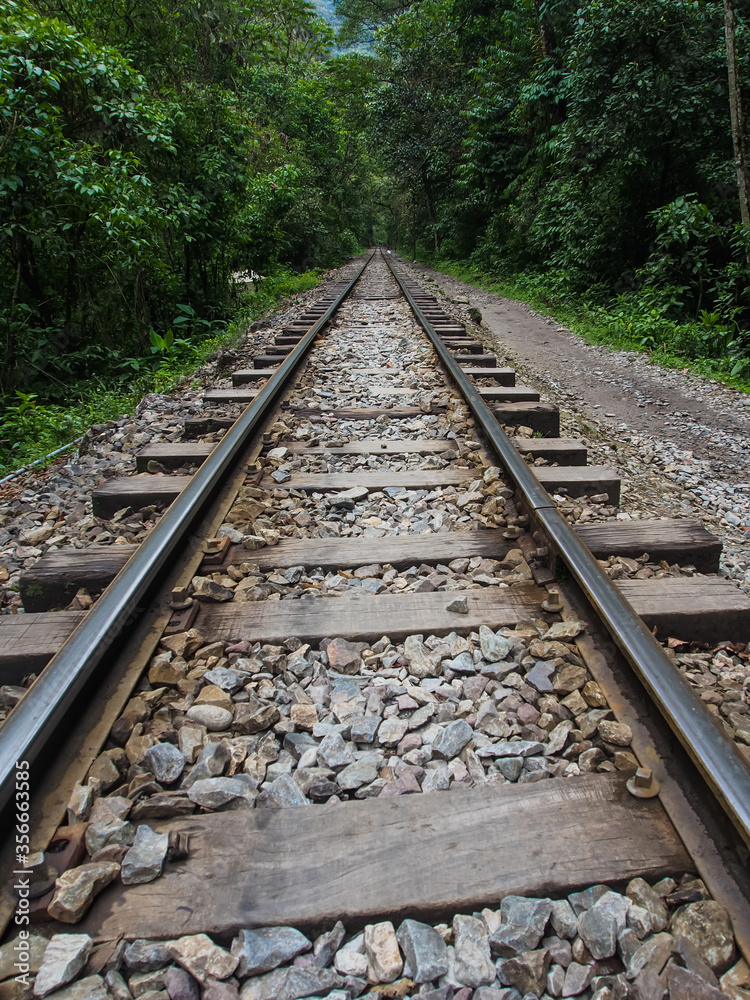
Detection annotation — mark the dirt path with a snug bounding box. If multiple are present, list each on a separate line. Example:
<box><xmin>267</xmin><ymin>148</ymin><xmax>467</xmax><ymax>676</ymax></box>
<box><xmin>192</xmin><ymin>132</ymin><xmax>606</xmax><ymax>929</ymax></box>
<box><xmin>409</xmin><ymin>259</ymin><xmax>750</xmax><ymax>587</ymax></box>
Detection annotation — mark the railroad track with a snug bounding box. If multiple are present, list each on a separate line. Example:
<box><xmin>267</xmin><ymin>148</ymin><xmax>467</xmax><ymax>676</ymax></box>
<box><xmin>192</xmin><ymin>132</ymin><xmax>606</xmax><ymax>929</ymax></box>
<box><xmin>1</xmin><ymin>251</ymin><xmax>750</xmax><ymax>1000</ymax></box>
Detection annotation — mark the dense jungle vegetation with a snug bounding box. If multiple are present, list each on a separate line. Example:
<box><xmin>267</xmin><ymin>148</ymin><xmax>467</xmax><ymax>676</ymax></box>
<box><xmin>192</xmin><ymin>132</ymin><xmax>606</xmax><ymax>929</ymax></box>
<box><xmin>2</xmin><ymin>0</ymin><xmax>750</xmax><ymax>470</ymax></box>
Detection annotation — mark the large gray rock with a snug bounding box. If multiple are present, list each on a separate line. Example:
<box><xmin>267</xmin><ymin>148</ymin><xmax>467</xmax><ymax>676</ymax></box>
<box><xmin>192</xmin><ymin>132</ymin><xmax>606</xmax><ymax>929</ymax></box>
<box><xmin>124</xmin><ymin>941</ymin><xmax>173</xmax><ymax>972</ymax></box>
<box><xmin>625</xmin><ymin>933</ymin><xmax>673</xmax><ymax>981</ymax></box>
<box><xmin>163</xmin><ymin>966</ymin><xmax>200</xmax><ymax>1000</ymax></box>
<box><xmin>568</xmin><ymin>885</ymin><xmax>610</xmax><ymax>916</ymax></box>
<box><xmin>476</xmin><ymin>741</ymin><xmax>544</xmax><ymax>759</ymax></box>
<box><xmin>421</xmin><ymin>765</ymin><xmax>451</xmax><ymax>793</ymax></box>
<box><xmin>625</xmin><ymin>879</ymin><xmax>667</xmax><ymax>932</ymax></box>
<box><xmin>350</xmin><ymin>716</ymin><xmax>381</xmax><ymax>744</ymax></box>
<box><xmin>239</xmin><ymin>967</ymin><xmax>342</xmax><ymax>1000</ymax></box>
<box><xmin>672</xmin><ymin>936</ymin><xmax>718</xmax><ymax>987</ymax></box>
<box><xmin>667</xmin><ymin>965</ymin><xmax>725</xmax><ymax>1000</ymax></box>
<box><xmin>493</xmin><ymin>757</ymin><xmax>523</xmax><ymax>782</ymax></box>
<box><xmin>316</xmin><ymin>734</ymin><xmax>353</xmax><ymax>770</ymax></box>
<box><xmin>182</xmin><ymin>743</ymin><xmax>230</xmax><ymax>789</ymax></box>
<box><xmin>256</xmin><ymin>774</ymin><xmax>308</xmax><ymax>808</ymax></box>
<box><xmin>84</xmin><ymin>815</ymin><xmax>135</xmax><ymax>856</ymax></box>
<box><xmin>577</xmin><ymin>891</ymin><xmax>631</xmax><ymax>959</ymax></box>
<box><xmin>630</xmin><ymin>969</ymin><xmax>666</xmax><ymax>1000</ymax></box>
<box><xmin>187</xmin><ymin>777</ymin><xmax>257</xmax><ymax>810</ymax></box>
<box><xmin>403</xmin><ymin>635</ymin><xmax>439</xmax><ymax>679</ymax></box>
<box><xmin>432</xmin><ymin>721</ymin><xmax>473</xmax><ymax>761</ymax></box>
<box><xmin>669</xmin><ymin>902</ymin><xmax>735</xmax><ymax>974</ymax></box>
<box><xmin>490</xmin><ymin>896</ymin><xmax>552</xmax><ymax>958</ymax></box>
<box><xmin>312</xmin><ymin>923</ymin><xmax>345</xmax><ymax>969</ymax></box>
<box><xmin>143</xmin><ymin>743</ymin><xmax>185</xmax><ymax>784</ymax></box>
<box><xmin>231</xmin><ymin>928</ymin><xmax>311</xmax><ymax>977</ymax></box>
<box><xmin>34</xmin><ymin>936</ymin><xmax>93</xmax><ymax>998</ymax></box>
<box><xmin>336</xmin><ymin>760</ymin><xmax>378</xmax><ymax>791</ymax></box>
<box><xmin>121</xmin><ymin>825</ymin><xmax>169</xmax><ymax>885</ymax></box>
<box><xmin>452</xmin><ymin>915</ymin><xmax>495</xmax><ymax>988</ymax></box>
<box><xmin>479</xmin><ymin>627</ymin><xmax>512</xmax><ymax>662</ymax></box>
<box><xmin>445</xmin><ymin>653</ymin><xmax>475</xmax><ymax>675</ymax></box>
<box><xmin>562</xmin><ymin>963</ymin><xmax>593</xmax><ymax>997</ymax></box>
<box><xmin>550</xmin><ymin>900</ymin><xmax>578</xmax><ymax>940</ymax></box>
<box><xmin>396</xmin><ymin>919</ymin><xmax>448</xmax><ymax>983</ymax></box>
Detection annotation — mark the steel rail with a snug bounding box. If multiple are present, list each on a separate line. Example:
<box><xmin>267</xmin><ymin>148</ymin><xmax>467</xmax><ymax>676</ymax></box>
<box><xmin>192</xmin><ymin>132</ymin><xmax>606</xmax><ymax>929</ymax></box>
<box><xmin>383</xmin><ymin>250</ymin><xmax>750</xmax><ymax>847</ymax></box>
<box><xmin>0</xmin><ymin>253</ymin><xmax>372</xmax><ymax>814</ymax></box>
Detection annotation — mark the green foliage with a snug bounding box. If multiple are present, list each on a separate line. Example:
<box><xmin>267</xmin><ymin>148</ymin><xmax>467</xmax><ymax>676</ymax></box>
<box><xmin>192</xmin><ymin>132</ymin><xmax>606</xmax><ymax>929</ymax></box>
<box><xmin>0</xmin><ymin>0</ymin><xmax>380</xmax><ymax>409</ymax></box>
<box><xmin>368</xmin><ymin>0</ymin><xmax>750</xmax><ymax>376</ymax></box>
<box><xmin>0</xmin><ymin>266</ymin><xmax>322</xmax><ymax>475</ymax></box>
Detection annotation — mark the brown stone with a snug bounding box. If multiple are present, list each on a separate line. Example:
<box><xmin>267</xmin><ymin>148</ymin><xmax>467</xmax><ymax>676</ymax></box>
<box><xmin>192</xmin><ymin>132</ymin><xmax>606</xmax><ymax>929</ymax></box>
<box><xmin>326</xmin><ymin>638</ymin><xmax>362</xmax><ymax>674</ymax></box>
<box><xmin>48</xmin><ymin>862</ymin><xmax>120</xmax><ymax>923</ymax></box>
<box><xmin>552</xmin><ymin>664</ymin><xmax>588</xmax><ymax>694</ymax></box>
<box><xmin>290</xmin><ymin>704</ymin><xmax>319</xmax><ymax>731</ymax></box>
<box><xmin>499</xmin><ymin>949</ymin><xmax>550</xmax><ymax>997</ymax></box>
<box><xmin>195</xmin><ymin>686</ymin><xmax>234</xmax><ymax>712</ymax></box>
<box><xmin>669</xmin><ymin>902</ymin><xmax>735</xmax><ymax>974</ymax></box>
<box><xmin>233</xmin><ymin>700</ymin><xmax>280</xmax><ymax>735</ymax></box>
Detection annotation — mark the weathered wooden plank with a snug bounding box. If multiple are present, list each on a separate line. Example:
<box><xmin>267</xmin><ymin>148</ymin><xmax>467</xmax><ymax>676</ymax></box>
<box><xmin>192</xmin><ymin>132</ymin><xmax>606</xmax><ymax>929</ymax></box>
<box><xmin>462</xmin><ymin>368</ymin><xmax>516</xmax><ymax>385</ymax></box>
<box><xmin>197</xmin><ymin>585</ymin><xmax>546</xmax><ymax>645</ymax></box>
<box><xmin>368</xmin><ymin>386</ymin><xmax>423</xmax><ymax>396</ymax></box>
<box><xmin>349</xmin><ymin>368</ymin><xmax>413</xmax><ymax>375</ymax></box>
<box><xmin>135</xmin><ymin>443</ymin><xmax>214</xmax><ymax>472</ymax></box>
<box><xmin>456</xmin><ymin>354</ymin><xmax>497</xmax><ymax>367</ymax></box>
<box><xmin>289</xmin><ymin>407</ymin><xmax>446</xmax><ymax>420</ymax></box>
<box><xmin>92</xmin><ymin>476</ymin><xmax>192</xmax><ymax>518</ymax></box>
<box><xmin>513</xmin><ymin>437</ymin><xmax>588</xmax><ymax>465</ymax></box>
<box><xmin>253</xmin><ymin>356</ymin><xmax>282</xmax><ymax>369</ymax></box>
<box><xmin>0</xmin><ymin>611</ymin><xmax>87</xmax><ymax>681</ymax></box>
<box><xmin>443</xmin><ymin>341</ymin><xmax>482</xmax><ymax>353</ymax></box>
<box><xmin>232</xmin><ymin>370</ymin><xmax>277</xmax><ymax>385</ymax></box>
<box><xmin>575</xmin><ymin>519</ymin><xmax>721</xmax><ymax>573</ymax></box>
<box><xmin>20</xmin><ymin>545</ymin><xmax>138</xmax><ymax>612</ymax></box>
<box><xmin>73</xmin><ymin>773</ymin><xmax>690</xmax><ymax>941</ymax></box>
<box><xmin>270</xmin><ymin>439</ymin><xmax>461</xmax><ymax>455</ymax></box>
<box><xmin>224</xmin><ymin>529</ymin><xmax>507</xmax><ymax>571</ymax></box>
<box><xmin>478</xmin><ymin>386</ymin><xmax>541</xmax><ymax>403</ymax></box>
<box><xmin>204</xmin><ymin>389</ymin><xmax>260</xmax><ymax>404</ymax></box>
<box><xmin>492</xmin><ymin>401</ymin><xmax>560</xmax><ymax>436</ymax></box>
<box><xmin>535</xmin><ymin>466</ymin><xmax>621</xmax><ymax>505</ymax></box>
<box><xmin>259</xmin><ymin>470</ymin><xmax>474</xmax><ymax>492</ymax></box>
<box><xmin>181</xmin><ymin>417</ymin><xmax>234</xmax><ymax>438</ymax></box>
<box><xmin>618</xmin><ymin>576</ymin><xmax>750</xmax><ymax>643</ymax></box>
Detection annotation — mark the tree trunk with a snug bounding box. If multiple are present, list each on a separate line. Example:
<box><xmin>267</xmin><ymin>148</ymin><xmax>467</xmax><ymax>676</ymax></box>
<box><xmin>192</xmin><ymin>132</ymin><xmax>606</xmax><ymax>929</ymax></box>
<box><xmin>534</xmin><ymin>0</ymin><xmax>556</xmax><ymax>59</ymax></box>
<box><xmin>724</xmin><ymin>0</ymin><xmax>750</xmax><ymax>273</ymax></box>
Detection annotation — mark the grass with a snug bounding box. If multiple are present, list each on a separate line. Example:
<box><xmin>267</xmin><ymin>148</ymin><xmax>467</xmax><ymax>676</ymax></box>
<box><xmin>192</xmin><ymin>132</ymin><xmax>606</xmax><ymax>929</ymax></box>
<box><xmin>0</xmin><ymin>267</ymin><xmax>323</xmax><ymax>478</ymax></box>
<box><xmin>413</xmin><ymin>256</ymin><xmax>750</xmax><ymax>395</ymax></box>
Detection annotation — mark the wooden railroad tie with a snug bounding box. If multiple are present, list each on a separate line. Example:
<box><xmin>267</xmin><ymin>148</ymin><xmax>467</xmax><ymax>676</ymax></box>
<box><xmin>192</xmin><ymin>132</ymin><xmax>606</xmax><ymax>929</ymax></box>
<box><xmin>64</xmin><ymin>773</ymin><xmax>689</xmax><ymax>940</ymax></box>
